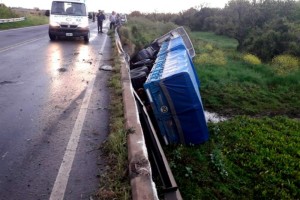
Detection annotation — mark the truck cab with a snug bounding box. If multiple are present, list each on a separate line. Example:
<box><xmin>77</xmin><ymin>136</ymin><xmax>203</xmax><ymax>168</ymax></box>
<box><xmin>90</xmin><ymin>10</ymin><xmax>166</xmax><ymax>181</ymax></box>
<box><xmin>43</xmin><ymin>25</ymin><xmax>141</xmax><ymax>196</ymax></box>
<box><xmin>49</xmin><ymin>0</ymin><xmax>90</xmax><ymax>42</ymax></box>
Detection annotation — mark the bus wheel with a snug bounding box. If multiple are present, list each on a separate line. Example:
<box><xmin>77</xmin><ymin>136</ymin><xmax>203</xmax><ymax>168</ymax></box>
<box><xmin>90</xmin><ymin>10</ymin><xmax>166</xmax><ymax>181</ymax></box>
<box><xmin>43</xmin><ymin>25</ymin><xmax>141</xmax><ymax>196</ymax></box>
<box><xmin>49</xmin><ymin>34</ymin><xmax>56</xmax><ymax>41</ymax></box>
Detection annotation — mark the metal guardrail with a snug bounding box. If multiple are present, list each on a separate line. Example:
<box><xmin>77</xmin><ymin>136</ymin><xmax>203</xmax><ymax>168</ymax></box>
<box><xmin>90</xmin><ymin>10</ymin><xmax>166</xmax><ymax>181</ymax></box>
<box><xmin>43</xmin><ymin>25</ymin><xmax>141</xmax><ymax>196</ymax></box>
<box><xmin>115</xmin><ymin>27</ymin><xmax>182</xmax><ymax>200</ymax></box>
<box><xmin>0</xmin><ymin>17</ymin><xmax>25</xmax><ymax>24</ymax></box>
<box><xmin>134</xmin><ymin>91</ymin><xmax>183</xmax><ymax>200</ymax></box>
<box><xmin>115</xmin><ymin>28</ymin><xmax>159</xmax><ymax>200</ymax></box>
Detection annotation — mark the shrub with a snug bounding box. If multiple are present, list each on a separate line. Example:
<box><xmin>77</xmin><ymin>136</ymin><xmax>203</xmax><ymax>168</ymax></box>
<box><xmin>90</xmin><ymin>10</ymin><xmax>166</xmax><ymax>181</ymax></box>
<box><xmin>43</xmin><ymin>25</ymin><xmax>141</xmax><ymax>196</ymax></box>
<box><xmin>118</xmin><ymin>27</ymin><xmax>135</xmax><ymax>55</ymax></box>
<box><xmin>272</xmin><ymin>54</ymin><xmax>299</xmax><ymax>75</ymax></box>
<box><xmin>204</xmin><ymin>43</ymin><xmax>213</xmax><ymax>52</ymax></box>
<box><xmin>120</xmin><ymin>16</ymin><xmax>177</xmax><ymax>55</ymax></box>
<box><xmin>195</xmin><ymin>49</ymin><xmax>226</xmax><ymax>66</ymax></box>
<box><xmin>0</xmin><ymin>6</ymin><xmax>19</xmax><ymax>18</ymax></box>
<box><xmin>212</xmin><ymin>50</ymin><xmax>227</xmax><ymax>65</ymax></box>
<box><xmin>243</xmin><ymin>53</ymin><xmax>261</xmax><ymax>65</ymax></box>
<box><xmin>195</xmin><ymin>53</ymin><xmax>210</xmax><ymax>64</ymax></box>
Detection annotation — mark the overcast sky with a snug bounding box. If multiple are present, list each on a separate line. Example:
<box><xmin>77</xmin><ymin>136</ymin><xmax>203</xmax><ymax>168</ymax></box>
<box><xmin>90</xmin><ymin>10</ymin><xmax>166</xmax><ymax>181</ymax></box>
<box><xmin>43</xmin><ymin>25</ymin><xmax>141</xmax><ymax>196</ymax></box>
<box><xmin>1</xmin><ymin>0</ymin><xmax>228</xmax><ymax>13</ymax></box>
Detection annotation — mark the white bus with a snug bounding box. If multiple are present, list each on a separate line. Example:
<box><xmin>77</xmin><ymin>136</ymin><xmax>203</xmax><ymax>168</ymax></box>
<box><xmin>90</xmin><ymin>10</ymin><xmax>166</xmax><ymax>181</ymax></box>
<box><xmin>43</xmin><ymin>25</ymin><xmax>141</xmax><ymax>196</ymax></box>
<box><xmin>48</xmin><ymin>0</ymin><xmax>90</xmax><ymax>42</ymax></box>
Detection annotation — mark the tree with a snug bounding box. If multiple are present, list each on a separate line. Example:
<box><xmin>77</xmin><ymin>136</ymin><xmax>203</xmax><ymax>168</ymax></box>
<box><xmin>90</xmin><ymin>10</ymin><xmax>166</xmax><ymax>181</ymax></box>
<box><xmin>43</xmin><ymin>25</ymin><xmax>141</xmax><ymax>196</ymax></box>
<box><xmin>174</xmin><ymin>8</ymin><xmax>198</xmax><ymax>28</ymax></box>
<box><xmin>129</xmin><ymin>11</ymin><xmax>143</xmax><ymax>17</ymax></box>
<box><xmin>245</xmin><ymin>18</ymin><xmax>300</xmax><ymax>61</ymax></box>
<box><xmin>191</xmin><ymin>7</ymin><xmax>221</xmax><ymax>31</ymax></box>
<box><xmin>220</xmin><ymin>0</ymin><xmax>259</xmax><ymax>50</ymax></box>
<box><xmin>127</xmin><ymin>0</ymin><xmax>300</xmax><ymax>61</ymax></box>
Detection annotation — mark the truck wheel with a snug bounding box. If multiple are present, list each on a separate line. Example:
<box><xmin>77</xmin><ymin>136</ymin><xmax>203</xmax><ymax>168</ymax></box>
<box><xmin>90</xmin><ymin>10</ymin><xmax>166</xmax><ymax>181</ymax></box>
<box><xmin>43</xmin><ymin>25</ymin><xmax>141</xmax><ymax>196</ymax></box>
<box><xmin>84</xmin><ymin>36</ymin><xmax>89</xmax><ymax>42</ymax></box>
<box><xmin>49</xmin><ymin>34</ymin><xmax>56</xmax><ymax>41</ymax></box>
<box><xmin>84</xmin><ymin>32</ymin><xmax>90</xmax><ymax>43</ymax></box>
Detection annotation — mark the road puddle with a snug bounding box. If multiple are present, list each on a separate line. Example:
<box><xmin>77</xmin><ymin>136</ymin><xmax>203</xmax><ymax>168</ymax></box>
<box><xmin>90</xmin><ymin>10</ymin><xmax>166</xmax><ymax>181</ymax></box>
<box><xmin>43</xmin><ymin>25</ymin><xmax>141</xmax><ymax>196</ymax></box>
<box><xmin>205</xmin><ymin>111</ymin><xmax>227</xmax><ymax>123</ymax></box>
<box><xmin>57</xmin><ymin>68</ymin><xmax>67</xmax><ymax>72</ymax></box>
<box><xmin>99</xmin><ymin>65</ymin><xmax>113</xmax><ymax>71</ymax></box>
<box><xmin>0</xmin><ymin>81</ymin><xmax>24</xmax><ymax>86</ymax></box>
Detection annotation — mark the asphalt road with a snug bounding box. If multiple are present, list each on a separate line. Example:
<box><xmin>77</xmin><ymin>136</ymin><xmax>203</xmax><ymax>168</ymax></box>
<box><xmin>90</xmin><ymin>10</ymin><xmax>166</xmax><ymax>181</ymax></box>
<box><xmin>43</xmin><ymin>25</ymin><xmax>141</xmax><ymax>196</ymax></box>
<box><xmin>0</xmin><ymin>20</ymin><xmax>112</xmax><ymax>199</ymax></box>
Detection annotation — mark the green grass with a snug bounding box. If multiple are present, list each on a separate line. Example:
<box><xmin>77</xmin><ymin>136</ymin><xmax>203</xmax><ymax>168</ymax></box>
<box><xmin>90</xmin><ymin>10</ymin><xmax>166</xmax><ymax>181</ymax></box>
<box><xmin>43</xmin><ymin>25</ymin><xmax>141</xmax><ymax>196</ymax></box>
<box><xmin>192</xmin><ymin>32</ymin><xmax>300</xmax><ymax>117</ymax></box>
<box><xmin>0</xmin><ymin>14</ymin><xmax>48</xmax><ymax>30</ymax></box>
<box><xmin>165</xmin><ymin>116</ymin><xmax>300</xmax><ymax>199</ymax></box>
<box><xmin>0</xmin><ymin>6</ymin><xmax>19</xmax><ymax>18</ymax></box>
<box><xmin>119</xmin><ymin>16</ymin><xmax>177</xmax><ymax>55</ymax></box>
<box><xmin>191</xmin><ymin>32</ymin><xmax>238</xmax><ymax>50</ymax></box>
<box><xmin>96</xmin><ymin>31</ymin><xmax>131</xmax><ymax>200</ymax></box>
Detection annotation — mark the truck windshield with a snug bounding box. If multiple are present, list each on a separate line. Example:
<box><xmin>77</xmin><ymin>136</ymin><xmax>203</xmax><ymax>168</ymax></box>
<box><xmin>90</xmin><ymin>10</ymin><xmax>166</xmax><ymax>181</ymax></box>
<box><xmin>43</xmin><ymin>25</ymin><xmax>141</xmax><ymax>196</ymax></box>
<box><xmin>51</xmin><ymin>1</ymin><xmax>86</xmax><ymax>16</ymax></box>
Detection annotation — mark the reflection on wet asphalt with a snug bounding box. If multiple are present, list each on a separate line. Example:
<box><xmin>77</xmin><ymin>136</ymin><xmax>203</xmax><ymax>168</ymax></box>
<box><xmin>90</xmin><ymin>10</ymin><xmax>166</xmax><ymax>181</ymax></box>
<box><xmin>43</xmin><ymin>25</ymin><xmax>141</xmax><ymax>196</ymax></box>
<box><xmin>0</xmin><ymin>22</ymin><xmax>111</xmax><ymax>199</ymax></box>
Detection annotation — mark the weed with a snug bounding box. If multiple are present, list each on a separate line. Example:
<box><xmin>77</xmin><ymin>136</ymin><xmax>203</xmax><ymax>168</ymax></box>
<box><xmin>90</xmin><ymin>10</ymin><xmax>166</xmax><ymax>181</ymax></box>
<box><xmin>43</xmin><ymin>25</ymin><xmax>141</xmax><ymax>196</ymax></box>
<box><xmin>191</xmin><ymin>32</ymin><xmax>238</xmax><ymax>50</ymax></box>
<box><xmin>119</xmin><ymin>17</ymin><xmax>177</xmax><ymax>56</ymax></box>
<box><xmin>193</xmin><ymin>32</ymin><xmax>300</xmax><ymax>117</ymax></box>
<box><xmin>184</xmin><ymin>166</ymin><xmax>193</xmax><ymax>177</ymax></box>
<box><xmin>210</xmin><ymin>149</ymin><xmax>228</xmax><ymax>179</ymax></box>
<box><xmin>204</xmin><ymin>43</ymin><xmax>213</xmax><ymax>52</ymax></box>
<box><xmin>243</xmin><ymin>53</ymin><xmax>262</xmax><ymax>65</ymax></box>
<box><xmin>165</xmin><ymin>116</ymin><xmax>300</xmax><ymax>199</ymax></box>
<box><xmin>272</xmin><ymin>54</ymin><xmax>299</xmax><ymax>75</ymax></box>
<box><xmin>194</xmin><ymin>50</ymin><xmax>227</xmax><ymax>66</ymax></box>
<box><xmin>0</xmin><ymin>6</ymin><xmax>19</xmax><ymax>18</ymax></box>
<box><xmin>96</xmin><ymin>31</ymin><xmax>130</xmax><ymax>200</ymax></box>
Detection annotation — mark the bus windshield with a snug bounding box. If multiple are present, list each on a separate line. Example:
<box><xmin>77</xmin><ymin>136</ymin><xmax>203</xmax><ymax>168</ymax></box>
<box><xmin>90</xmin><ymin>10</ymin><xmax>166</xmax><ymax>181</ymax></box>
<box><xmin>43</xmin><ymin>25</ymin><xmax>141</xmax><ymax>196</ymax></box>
<box><xmin>51</xmin><ymin>1</ymin><xmax>86</xmax><ymax>16</ymax></box>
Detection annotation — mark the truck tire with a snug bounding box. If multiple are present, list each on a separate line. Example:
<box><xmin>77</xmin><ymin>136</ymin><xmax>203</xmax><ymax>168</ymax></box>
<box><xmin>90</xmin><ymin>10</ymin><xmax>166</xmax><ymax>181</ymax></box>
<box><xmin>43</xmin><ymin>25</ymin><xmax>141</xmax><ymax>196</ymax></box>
<box><xmin>84</xmin><ymin>32</ymin><xmax>90</xmax><ymax>43</ymax></box>
<box><xmin>130</xmin><ymin>66</ymin><xmax>149</xmax><ymax>75</ymax></box>
<box><xmin>130</xmin><ymin>71</ymin><xmax>147</xmax><ymax>90</ymax></box>
<box><xmin>49</xmin><ymin>33</ymin><xmax>56</xmax><ymax>41</ymax></box>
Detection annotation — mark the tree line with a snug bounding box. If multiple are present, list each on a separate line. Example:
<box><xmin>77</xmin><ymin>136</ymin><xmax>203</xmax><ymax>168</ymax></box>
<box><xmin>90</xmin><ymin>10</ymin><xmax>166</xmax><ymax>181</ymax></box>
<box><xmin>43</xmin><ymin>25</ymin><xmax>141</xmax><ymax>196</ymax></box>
<box><xmin>129</xmin><ymin>0</ymin><xmax>300</xmax><ymax>62</ymax></box>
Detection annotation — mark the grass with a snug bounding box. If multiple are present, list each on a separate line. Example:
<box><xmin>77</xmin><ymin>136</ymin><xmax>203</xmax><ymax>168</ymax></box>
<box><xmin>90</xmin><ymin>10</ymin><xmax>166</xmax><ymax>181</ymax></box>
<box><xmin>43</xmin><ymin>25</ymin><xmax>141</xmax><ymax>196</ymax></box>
<box><xmin>0</xmin><ymin>6</ymin><xmax>19</xmax><ymax>18</ymax></box>
<box><xmin>96</xmin><ymin>30</ymin><xmax>131</xmax><ymax>200</ymax></box>
<box><xmin>119</xmin><ymin>18</ymin><xmax>300</xmax><ymax>200</ymax></box>
<box><xmin>165</xmin><ymin>116</ymin><xmax>300</xmax><ymax>199</ymax></box>
<box><xmin>191</xmin><ymin>32</ymin><xmax>238</xmax><ymax>50</ymax></box>
<box><xmin>119</xmin><ymin>16</ymin><xmax>177</xmax><ymax>55</ymax></box>
<box><xmin>0</xmin><ymin>15</ymin><xmax>49</xmax><ymax>30</ymax></box>
<box><xmin>192</xmin><ymin>32</ymin><xmax>300</xmax><ymax>117</ymax></box>
<box><xmin>0</xmin><ymin>6</ymin><xmax>48</xmax><ymax>30</ymax></box>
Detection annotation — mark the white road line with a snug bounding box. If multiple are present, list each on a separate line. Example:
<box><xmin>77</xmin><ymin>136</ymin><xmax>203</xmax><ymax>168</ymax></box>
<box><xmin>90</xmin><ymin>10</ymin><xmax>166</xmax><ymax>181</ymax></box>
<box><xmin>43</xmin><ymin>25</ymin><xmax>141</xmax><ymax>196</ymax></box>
<box><xmin>0</xmin><ymin>24</ymin><xmax>47</xmax><ymax>33</ymax></box>
<box><xmin>0</xmin><ymin>37</ymin><xmax>44</xmax><ymax>53</ymax></box>
<box><xmin>1</xmin><ymin>152</ymin><xmax>8</xmax><ymax>160</ymax></box>
<box><xmin>49</xmin><ymin>34</ymin><xmax>108</xmax><ymax>200</ymax></box>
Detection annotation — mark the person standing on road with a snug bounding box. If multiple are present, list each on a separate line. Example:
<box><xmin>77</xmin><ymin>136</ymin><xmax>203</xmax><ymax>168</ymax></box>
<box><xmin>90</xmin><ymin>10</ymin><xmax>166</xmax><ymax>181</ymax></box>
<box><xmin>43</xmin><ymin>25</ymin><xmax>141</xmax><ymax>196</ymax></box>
<box><xmin>92</xmin><ymin>12</ymin><xmax>95</xmax><ymax>22</ymax></box>
<box><xmin>97</xmin><ymin>10</ymin><xmax>105</xmax><ymax>33</ymax></box>
<box><xmin>115</xmin><ymin>13</ymin><xmax>122</xmax><ymax>28</ymax></box>
<box><xmin>109</xmin><ymin>11</ymin><xmax>117</xmax><ymax>30</ymax></box>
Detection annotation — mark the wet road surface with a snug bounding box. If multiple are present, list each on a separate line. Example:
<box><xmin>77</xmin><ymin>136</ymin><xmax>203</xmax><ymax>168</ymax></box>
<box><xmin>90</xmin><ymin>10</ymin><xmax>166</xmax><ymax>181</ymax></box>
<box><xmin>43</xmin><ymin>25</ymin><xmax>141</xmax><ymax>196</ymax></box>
<box><xmin>0</xmin><ymin>20</ymin><xmax>112</xmax><ymax>199</ymax></box>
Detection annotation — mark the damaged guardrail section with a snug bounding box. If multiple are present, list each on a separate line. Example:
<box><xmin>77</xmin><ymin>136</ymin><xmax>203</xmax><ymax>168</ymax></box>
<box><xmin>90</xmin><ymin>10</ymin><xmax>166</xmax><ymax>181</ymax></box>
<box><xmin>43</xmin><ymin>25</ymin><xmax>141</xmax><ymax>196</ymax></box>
<box><xmin>115</xmin><ymin>30</ymin><xmax>159</xmax><ymax>199</ymax></box>
<box><xmin>0</xmin><ymin>17</ymin><xmax>25</xmax><ymax>24</ymax></box>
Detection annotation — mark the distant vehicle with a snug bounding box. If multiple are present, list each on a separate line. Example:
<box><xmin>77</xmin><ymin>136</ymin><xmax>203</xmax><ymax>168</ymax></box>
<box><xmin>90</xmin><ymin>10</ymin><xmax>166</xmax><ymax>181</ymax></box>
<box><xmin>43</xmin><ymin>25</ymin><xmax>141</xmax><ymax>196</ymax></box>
<box><xmin>45</xmin><ymin>9</ymin><xmax>50</xmax><ymax>16</ymax></box>
<box><xmin>48</xmin><ymin>0</ymin><xmax>90</xmax><ymax>42</ymax></box>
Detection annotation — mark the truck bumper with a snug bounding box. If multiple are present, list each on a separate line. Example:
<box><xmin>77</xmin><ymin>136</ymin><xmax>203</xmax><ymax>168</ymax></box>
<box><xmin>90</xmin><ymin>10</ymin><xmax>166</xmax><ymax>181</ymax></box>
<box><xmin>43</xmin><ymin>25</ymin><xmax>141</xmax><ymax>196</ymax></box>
<box><xmin>49</xmin><ymin>26</ymin><xmax>89</xmax><ymax>37</ymax></box>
